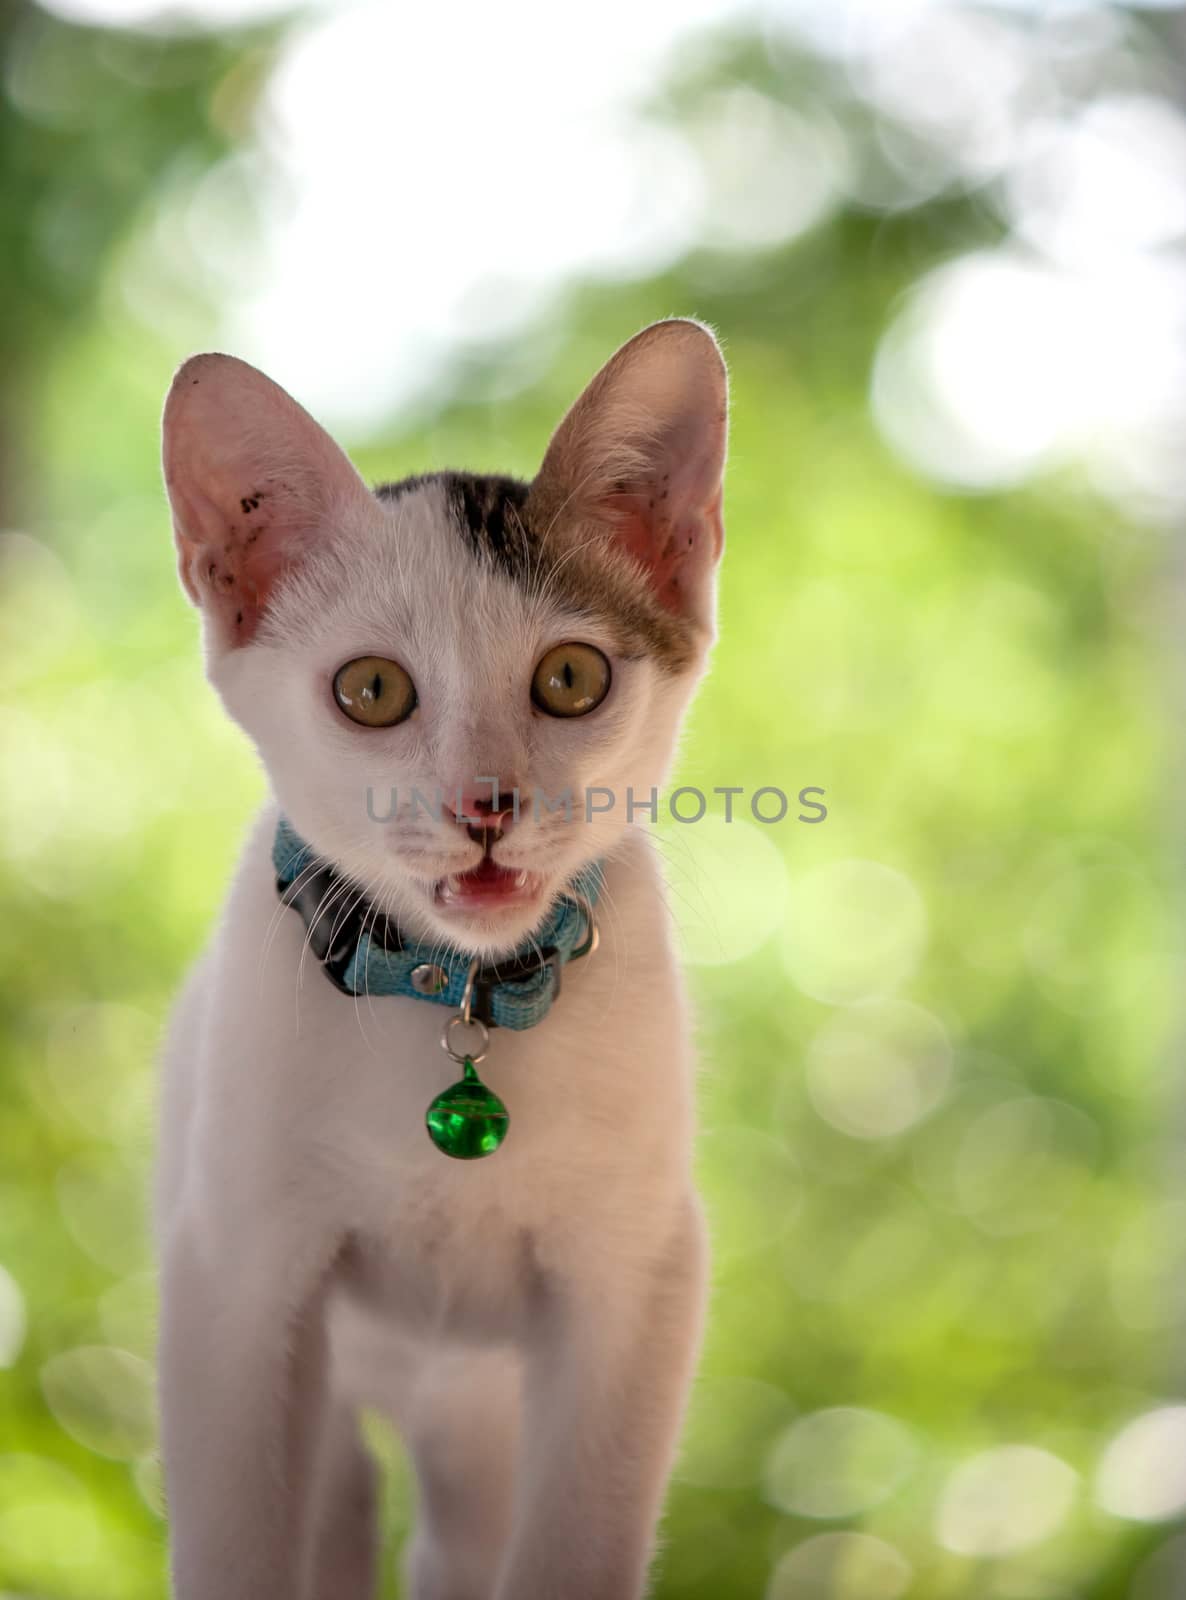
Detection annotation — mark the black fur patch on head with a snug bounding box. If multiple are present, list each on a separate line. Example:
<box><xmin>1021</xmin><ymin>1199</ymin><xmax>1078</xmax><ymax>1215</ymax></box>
<box><xmin>375</xmin><ymin>471</ymin><xmax>534</xmax><ymax>582</ymax></box>
<box><xmin>372</xmin><ymin>471</ymin><xmax>700</xmax><ymax>673</ymax></box>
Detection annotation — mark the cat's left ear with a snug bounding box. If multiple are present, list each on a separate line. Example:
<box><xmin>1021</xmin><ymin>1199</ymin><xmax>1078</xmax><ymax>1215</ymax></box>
<box><xmin>162</xmin><ymin>353</ymin><xmax>374</xmax><ymax>651</ymax></box>
<box><xmin>529</xmin><ymin>318</ymin><xmax>728</xmax><ymax>625</ymax></box>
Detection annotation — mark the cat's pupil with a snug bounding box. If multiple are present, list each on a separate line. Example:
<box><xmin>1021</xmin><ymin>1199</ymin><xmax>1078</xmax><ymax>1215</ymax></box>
<box><xmin>563</xmin><ymin>662</ymin><xmax>574</xmax><ymax>690</ymax></box>
<box><xmin>370</xmin><ymin>673</ymin><xmax>383</xmax><ymax>701</ymax></box>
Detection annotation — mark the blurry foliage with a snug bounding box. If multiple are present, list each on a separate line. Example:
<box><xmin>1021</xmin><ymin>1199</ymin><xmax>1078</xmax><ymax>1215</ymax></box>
<box><xmin>1</xmin><ymin>3</ymin><xmax>1185</xmax><ymax>1598</ymax></box>
<box><xmin>0</xmin><ymin>1</ymin><xmax>276</xmax><ymax>516</ymax></box>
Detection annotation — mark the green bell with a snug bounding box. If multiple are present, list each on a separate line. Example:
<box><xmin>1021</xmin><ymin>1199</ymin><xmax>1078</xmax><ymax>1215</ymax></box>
<box><xmin>425</xmin><ymin>1056</ymin><xmax>509</xmax><ymax>1160</ymax></box>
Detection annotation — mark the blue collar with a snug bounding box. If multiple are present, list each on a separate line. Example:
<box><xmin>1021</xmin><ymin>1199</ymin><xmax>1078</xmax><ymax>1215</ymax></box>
<box><xmin>272</xmin><ymin>817</ymin><xmax>602</xmax><ymax>1032</ymax></box>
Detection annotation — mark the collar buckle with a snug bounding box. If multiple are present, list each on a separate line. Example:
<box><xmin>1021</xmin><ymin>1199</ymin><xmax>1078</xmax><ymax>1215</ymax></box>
<box><xmin>469</xmin><ymin>947</ymin><xmax>561</xmax><ymax>1026</ymax></box>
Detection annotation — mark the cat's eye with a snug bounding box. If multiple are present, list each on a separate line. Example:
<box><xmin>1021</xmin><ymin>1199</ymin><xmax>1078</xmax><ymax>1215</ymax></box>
<box><xmin>531</xmin><ymin>642</ymin><xmax>611</xmax><ymax>718</ymax></box>
<box><xmin>333</xmin><ymin>656</ymin><xmax>417</xmax><ymax>728</ymax></box>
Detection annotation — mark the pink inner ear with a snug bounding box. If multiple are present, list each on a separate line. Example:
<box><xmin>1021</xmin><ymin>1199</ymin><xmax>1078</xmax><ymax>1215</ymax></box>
<box><xmin>530</xmin><ymin>321</ymin><xmax>728</xmax><ymax>623</ymax></box>
<box><xmin>604</xmin><ymin>481</ymin><xmax>724</xmax><ymax>617</ymax></box>
<box><xmin>170</xmin><ymin>473</ymin><xmax>303</xmax><ymax>647</ymax></box>
<box><xmin>164</xmin><ymin>352</ymin><xmax>374</xmax><ymax>652</ymax></box>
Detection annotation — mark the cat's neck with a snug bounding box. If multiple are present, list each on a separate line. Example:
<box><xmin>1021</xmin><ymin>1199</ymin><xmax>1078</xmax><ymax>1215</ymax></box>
<box><xmin>272</xmin><ymin>813</ymin><xmax>607</xmax><ymax>1027</ymax></box>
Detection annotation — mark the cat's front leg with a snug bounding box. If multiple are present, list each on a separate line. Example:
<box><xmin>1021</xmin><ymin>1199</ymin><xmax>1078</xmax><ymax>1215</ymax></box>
<box><xmin>494</xmin><ymin>1195</ymin><xmax>708</xmax><ymax>1600</ymax></box>
<box><xmin>159</xmin><ymin>1214</ymin><xmax>339</xmax><ymax>1600</ymax></box>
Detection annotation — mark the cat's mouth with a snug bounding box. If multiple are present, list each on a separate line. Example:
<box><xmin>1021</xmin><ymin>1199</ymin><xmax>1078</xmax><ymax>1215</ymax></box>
<box><xmin>434</xmin><ymin>856</ymin><xmax>544</xmax><ymax>915</ymax></box>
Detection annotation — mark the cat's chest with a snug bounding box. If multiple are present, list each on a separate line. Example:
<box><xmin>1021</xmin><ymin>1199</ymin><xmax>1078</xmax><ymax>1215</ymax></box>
<box><xmin>331</xmin><ymin>1191</ymin><xmax>546</xmax><ymax>1346</ymax></box>
<box><xmin>304</xmin><ymin>997</ymin><xmax>673</xmax><ymax>1345</ymax></box>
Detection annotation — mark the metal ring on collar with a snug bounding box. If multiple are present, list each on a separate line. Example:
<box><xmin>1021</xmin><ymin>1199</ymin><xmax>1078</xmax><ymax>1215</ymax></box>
<box><xmin>442</xmin><ymin>1013</ymin><xmax>489</xmax><ymax>1065</ymax></box>
<box><xmin>563</xmin><ymin>891</ymin><xmax>599</xmax><ymax>961</ymax></box>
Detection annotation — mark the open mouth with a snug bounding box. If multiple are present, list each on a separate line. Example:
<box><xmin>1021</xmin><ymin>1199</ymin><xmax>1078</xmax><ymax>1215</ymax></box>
<box><xmin>435</xmin><ymin>856</ymin><xmax>543</xmax><ymax>913</ymax></box>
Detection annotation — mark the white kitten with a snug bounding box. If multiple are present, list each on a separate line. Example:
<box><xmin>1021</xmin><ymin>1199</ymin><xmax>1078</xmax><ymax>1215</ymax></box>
<box><xmin>156</xmin><ymin>319</ymin><xmax>728</xmax><ymax>1600</ymax></box>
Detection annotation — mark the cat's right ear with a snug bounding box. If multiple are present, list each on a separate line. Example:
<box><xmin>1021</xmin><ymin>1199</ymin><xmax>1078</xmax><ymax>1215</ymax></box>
<box><xmin>161</xmin><ymin>354</ymin><xmax>373</xmax><ymax>651</ymax></box>
<box><xmin>528</xmin><ymin>319</ymin><xmax>727</xmax><ymax>630</ymax></box>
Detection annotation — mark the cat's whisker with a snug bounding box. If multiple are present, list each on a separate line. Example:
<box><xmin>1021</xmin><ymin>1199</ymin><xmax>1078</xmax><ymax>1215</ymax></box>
<box><xmin>354</xmin><ymin>870</ymin><xmax>392</xmax><ymax>1050</ymax></box>
<box><xmin>258</xmin><ymin>854</ymin><xmax>324</xmax><ymax>986</ymax></box>
<box><xmin>270</xmin><ymin>857</ymin><xmax>344</xmax><ymax>1004</ymax></box>
<box><xmin>293</xmin><ymin>876</ymin><xmax>358</xmax><ymax>1032</ymax></box>
<box><xmin>646</xmin><ymin>824</ymin><xmax>711</xmax><ymax>915</ymax></box>
<box><xmin>531</xmin><ymin>528</ymin><xmax>603</xmax><ymax>606</ymax></box>
<box><xmin>583</xmin><ymin>847</ymin><xmax>629</xmax><ymax>1009</ymax></box>
<box><xmin>292</xmin><ymin>875</ymin><xmax>350</xmax><ymax>987</ymax></box>
<box><xmin>643</xmin><ymin>829</ymin><xmax>721</xmax><ymax>953</ymax></box>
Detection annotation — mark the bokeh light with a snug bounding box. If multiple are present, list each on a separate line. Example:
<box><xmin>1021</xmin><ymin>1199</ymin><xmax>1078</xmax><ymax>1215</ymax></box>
<box><xmin>952</xmin><ymin>1095</ymin><xmax>1100</xmax><ymax>1237</ymax></box>
<box><xmin>935</xmin><ymin>1443</ymin><xmax>1078</xmax><ymax>1557</ymax></box>
<box><xmin>805</xmin><ymin>998</ymin><xmax>952</xmax><ymax>1140</ymax></box>
<box><xmin>762</xmin><ymin>1407</ymin><xmax>919</xmax><ymax>1519</ymax></box>
<box><xmin>39</xmin><ymin>1346</ymin><xmax>157</xmax><ymax>1461</ymax></box>
<box><xmin>767</xmin><ymin>1531</ymin><xmax>912</xmax><ymax>1600</ymax></box>
<box><xmin>659</xmin><ymin>815</ymin><xmax>791</xmax><ymax>966</ymax></box>
<box><xmin>1096</xmin><ymin>1407</ymin><xmax>1186</xmax><ymax>1523</ymax></box>
<box><xmin>782</xmin><ymin>861</ymin><xmax>927</xmax><ymax>1006</ymax></box>
<box><xmin>0</xmin><ymin>1264</ymin><xmax>27</xmax><ymax>1369</ymax></box>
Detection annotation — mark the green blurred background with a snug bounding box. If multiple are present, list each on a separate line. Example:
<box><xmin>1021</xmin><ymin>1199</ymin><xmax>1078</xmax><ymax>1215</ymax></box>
<box><xmin>3</xmin><ymin>0</ymin><xmax>1186</xmax><ymax>1594</ymax></box>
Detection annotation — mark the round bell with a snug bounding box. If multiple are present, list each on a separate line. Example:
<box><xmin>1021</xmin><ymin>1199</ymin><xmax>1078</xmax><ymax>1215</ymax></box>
<box><xmin>425</xmin><ymin>1057</ymin><xmax>509</xmax><ymax>1160</ymax></box>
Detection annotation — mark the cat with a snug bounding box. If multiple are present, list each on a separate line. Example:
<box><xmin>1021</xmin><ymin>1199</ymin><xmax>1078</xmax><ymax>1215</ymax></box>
<box><xmin>155</xmin><ymin>318</ymin><xmax>728</xmax><ymax>1600</ymax></box>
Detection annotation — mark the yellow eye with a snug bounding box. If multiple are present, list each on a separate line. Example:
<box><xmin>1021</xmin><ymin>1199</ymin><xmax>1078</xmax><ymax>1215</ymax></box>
<box><xmin>333</xmin><ymin>656</ymin><xmax>417</xmax><ymax>728</ymax></box>
<box><xmin>531</xmin><ymin>642</ymin><xmax>611</xmax><ymax>718</ymax></box>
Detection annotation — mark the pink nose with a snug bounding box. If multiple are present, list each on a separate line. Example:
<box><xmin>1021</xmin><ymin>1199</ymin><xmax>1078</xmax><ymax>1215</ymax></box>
<box><xmin>446</xmin><ymin>785</ymin><xmax>519</xmax><ymax>841</ymax></box>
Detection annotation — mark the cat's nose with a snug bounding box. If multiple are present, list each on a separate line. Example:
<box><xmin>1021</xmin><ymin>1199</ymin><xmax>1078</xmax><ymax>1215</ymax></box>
<box><xmin>446</xmin><ymin>786</ymin><xmax>520</xmax><ymax>845</ymax></box>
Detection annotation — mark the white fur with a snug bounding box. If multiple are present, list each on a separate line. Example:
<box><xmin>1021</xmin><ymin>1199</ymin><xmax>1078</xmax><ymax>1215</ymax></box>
<box><xmin>157</xmin><ymin>323</ymin><xmax>726</xmax><ymax>1599</ymax></box>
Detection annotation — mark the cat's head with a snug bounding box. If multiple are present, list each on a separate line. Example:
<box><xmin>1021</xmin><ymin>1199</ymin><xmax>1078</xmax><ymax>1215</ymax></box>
<box><xmin>162</xmin><ymin>320</ymin><xmax>728</xmax><ymax>957</ymax></box>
